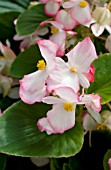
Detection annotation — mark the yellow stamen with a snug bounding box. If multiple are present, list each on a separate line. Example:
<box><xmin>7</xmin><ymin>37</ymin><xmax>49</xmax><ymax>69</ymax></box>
<box><xmin>63</xmin><ymin>102</ymin><xmax>75</xmax><ymax>112</ymax></box>
<box><xmin>79</xmin><ymin>1</ymin><xmax>87</xmax><ymax>8</ymax></box>
<box><xmin>70</xmin><ymin>66</ymin><xmax>77</xmax><ymax>73</ymax></box>
<box><xmin>96</xmin><ymin>124</ymin><xmax>107</xmax><ymax>130</ymax></box>
<box><xmin>51</xmin><ymin>27</ymin><xmax>59</xmax><ymax>34</ymax></box>
<box><xmin>37</xmin><ymin>60</ymin><xmax>46</xmax><ymax>70</ymax></box>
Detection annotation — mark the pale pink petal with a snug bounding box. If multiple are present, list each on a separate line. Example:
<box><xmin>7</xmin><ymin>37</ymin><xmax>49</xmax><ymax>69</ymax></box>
<box><xmin>50</xmin><ymin>70</ymin><xmax>80</xmax><ymax>93</ymax></box>
<box><xmin>36</xmin><ymin>28</ymin><xmax>49</xmax><ymax>36</ymax></box>
<box><xmin>54</xmin><ymin>87</ymin><xmax>79</xmax><ymax>103</ymax></box>
<box><xmin>42</xmin><ymin>96</ymin><xmax>63</xmax><ymax>104</ymax></box>
<box><xmin>105</xmin><ymin>25</ymin><xmax>111</xmax><ymax>34</ymax></box>
<box><xmin>19</xmin><ymin>70</ymin><xmax>48</xmax><ymax>92</ymax></box>
<box><xmin>91</xmin><ymin>23</ymin><xmax>105</xmax><ymax>37</ymax></box>
<box><xmin>55</xmin><ymin>57</ymin><xmax>69</xmax><ymax>69</ymax></box>
<box><xmin>0</xmin><ymin>42</ymin><xmax>16</xmax><ymax>60</ymax></box>
<box><xmin>37</xmin><ymin>117</ymin><xmax>56</xmax><ymax>135</ymax></box>
<box><xmin>19</xmin><ymin>37</ymin><xmax>31</xmax><ymax>50</ymax></box>
<box><xmin>44</xmin><ymin>0</ymin><xmax>60</xmax><ymax>17</ymax></box>
<box><xmin>47</xmin><ymin>104</ymin><xmax>76</xmax><ymax>133</ymax></box>
<box><xmin>13</xmin><ymin>34</ymin><xmax>27</xmax><ymax>41</ymax></box>
<box><xmin>62</xmin><ymin>1</ymin><xmax>79</xmax><ymax>8</ymax></box>
<box><xmin>55</xmin><ymin>10</ymin><xmax>77</xmax><ymax>30</ymax></box>
<box><xmin>78</xmin><ymin>73</ymin><xmax>90</xmax><ymax>88</ymax></box>
<box><xmin>37</xmin><ymin>39</ymin><xmax>58</xmax><ymax>71</ymax></box>
<box><xmin>19</xmin><ymin>85</ymin><xmax>47</xmax><ymax>104</ymax></box>
<box><xmin>70</xmin><ymin>3</ymin><xmax>91</xmax><ymax>24</ymax></box>
<box><xmin>66</xmin><ymin>37</ymin><xmax>98</xmax><ymax>73</ymax></box>
<box><xmin>50</xmin><ymin>30</ymin><xmax>66</xmax><ymax>57</ymax></box>
<box><xmin>40</xmin><ymin>20</ymin><xmax>64</xmax><ymax>30</ymax></box>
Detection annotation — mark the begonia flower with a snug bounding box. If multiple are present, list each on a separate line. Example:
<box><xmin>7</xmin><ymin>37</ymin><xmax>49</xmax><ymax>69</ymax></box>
<box><xmin>19</xmin><ymin>40</ymin><xmax>58</xmax><ymax>104</ymax></box>
<box><xmin>47</xmin><ymin>37</ymin><xmax>97</xmax><ymax>93</ymax></box>
<box><xmin>108</xmin><ymin>158</ymin><xmax>111</xmax><ymax>170</ymax></box>
<box><xmin>91</xmin><ymin>7</ymin><xmax>111</xmax><ymax>36</ymax></box>
<box><xmin>80</xmin><ymin>94</ymin><xmax>102</xmax><ymax>112</ymax></box>
<box><xmin>62</xmin><ymin>0</ymin><xmax>92</xmax><ymax>24</ymax></box>
<box><xmin>40</xmin><ymin>11</ymin><xmax>77</xmax><ymax>57</ymax></box>
<box><xmin>37</xmin><ymin>87</ymin><xmax>79</xmax><ymax>134</ymax></box>
<box><xmin>40</xmin><ymin>0</ymin><xmax>62</xmax><ymax>17</ymax></box>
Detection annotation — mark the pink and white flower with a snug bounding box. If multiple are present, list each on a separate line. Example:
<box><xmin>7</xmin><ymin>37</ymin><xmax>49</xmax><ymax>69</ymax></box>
<box><xmin>47</xmin><ymin>37</ymin><xmax>97</xmax><ymax>93</ymax></box>
<box><xmin>40</xmin><ymin>0</ymin><xmax>62</xmax><ymax>17</ymax></box>
<box><xmin>37</xmin><ymin>87</ymin><xmax>79</xmax><ymax>134</ymax></box>
<box><xmin>19</xmin><ymin>40</ymin><xmax>58</xmax><ymax>104</ymax></box>
<box><xmin>40</xmin><ymin>11</ymin><xmax>77</xmax><ymax>57</ymax></box>
<box><xmin>62</xmin><ymin>0</ymin><xmax>92</xmax><ymax>24</ymax></box>
<box><xmin>80</xmin><ymin>94</ymin><xmax>102</xmax><ymax>112</ymax></box>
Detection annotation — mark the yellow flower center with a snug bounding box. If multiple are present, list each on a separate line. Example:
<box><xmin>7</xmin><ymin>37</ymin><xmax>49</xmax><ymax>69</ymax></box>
<box><xmin>37</xmin><ymin>60</ymin><xmax>46</xmax><ymax>70</ymax></box>
<box><xmin>63</xmin><ymin>102</ymin><xmax>75</xmax><ymax>112</ymax></box>
<box><xmin>51</xmin><ymin>27</ymin><xmax>59</xmax><ymax>34</ymax></box>
<box><xmin>79</xmin><ymin>1</ymin><xmax>87</xmax><ymax>8</ymax></box>
<box><xmin>96</xmin><ymin>124</ymin><xmax>107</xmax><ymax>130</ymax></box>
<box><xmin>70</xmin><ymin>66</ymin><xmax>77</xmax><ymax>73</ymax></box>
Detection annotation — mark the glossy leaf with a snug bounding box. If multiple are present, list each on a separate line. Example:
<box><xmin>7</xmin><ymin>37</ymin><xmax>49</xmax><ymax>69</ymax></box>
<box><xmin>88</xmin><ymin>54</ymin><xmax>111</xmax><ymax>104</ymax></box>
<box><xmin>16</xmin><ymin>4</ymin><xmax>50</xmax><ymax>36</ymax></box>
<box><xmin>0</xmin><ymin>101</ymin><xmax>84</xmax><ymax>157</ymax></box>
<box><xmin>10</xmin><ymin>44</ymin><xmax>42</xmax><ymax>78</ymax></box>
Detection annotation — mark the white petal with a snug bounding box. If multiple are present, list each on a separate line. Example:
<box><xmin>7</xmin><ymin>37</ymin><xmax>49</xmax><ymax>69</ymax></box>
<box><xmin>91</xmin><ymin>23</ymin><xmax>105</xmax><ymax>37</ymax></box>
<box><xmin>47</xmin><ymin>104</ymin><xmax>76</xmax><ymax>133</ymax></box>
<box><xmin>54</xmin><ymin>87</ymin><xmax>79</xmax><ymax>103</ymax></box>
<box><xmin>37</xmin><ymin>40</ymin><xmax>58</xmax><ymax>71</ymax></box>
<box><xmin>37</xmin><ymin>117</ymin><xmax>56</xmax><ymax>135</ymax></box>
<box><xmin>44</xmin><ymin>0</ymin><xmax>60</xmax><ymax>17</ymax></box>
<box><xmin>70</xmin><ymin>4</ymin><xmax>91</xmax><ymax>24</ymax></box>
<box><xmin>78</xmin><ymin>73</ymin><xmax>90</xmax><ymax>88</ymax></box>
<box><xmin>66</xmin><ymin>37</ymin><xmax>98</xmax><ymax>72</ymax></box>
<box><xmin>19</xmin><ymin>86</ymin><xmax>47</xmax><ymax>104</ymax></box>
<box><xmin>19</xmin><ymin>70</ymin><xmax>48</xmax><ymax>92</ymax></box>
<box><xmin>42</xmin><ymin>96</ymin><xmax>63</xmax><ymax>104</ymax></box>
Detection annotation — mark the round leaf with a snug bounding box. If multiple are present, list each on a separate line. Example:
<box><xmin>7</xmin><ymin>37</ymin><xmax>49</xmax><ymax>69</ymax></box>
<box><xmin>0</xmin><ymin>101</ymin><xmax>84</xmax><ymax>157</ymax></box>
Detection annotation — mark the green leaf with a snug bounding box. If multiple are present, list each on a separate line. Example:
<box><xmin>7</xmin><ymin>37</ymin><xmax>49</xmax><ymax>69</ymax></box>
<box><xmin>10</xmin><ymin>44</ymin><xmax>42</xmax><ymax>78</ymax></box>
<box><xmin>0</xmin><ymin>12</ymin><xmax>19</xmax><ymax>39</ymax></box>
<box><xmin>0</xmin><ymin>0</ymin><xmax>30</xmax><ymax>9</ymax></box>
<box><xmin>103</xmin><ymin>150</ymin><xmax>111</xmax><ymax>170</ymax></box>
<box><xmin>88</xmin><ymin>54</ymin><xmax>111</xmax><ymax>104</ymax></box>
<box><xmin>63</xmin><ymin>163</ymin><xmax>71</xmax><ymax>170</ymax></box>
<box><xmin>0</xmin><ymin>154</ymin><xmax>7</xmax><ymax>170</ymax></box>
<box><xmin>0</xmin><ymin>1</ymin><xmax>26</xmax><ymax>13</ymax></box>
<box><xmin>0</xmin><ymin>101</ymin><xmax>84</xmax><ymax>157</ymax></box>
<box><xmin>16</xmin><ymin>4</ymin><xmax>50</xmax><ymax>36</ymax></box>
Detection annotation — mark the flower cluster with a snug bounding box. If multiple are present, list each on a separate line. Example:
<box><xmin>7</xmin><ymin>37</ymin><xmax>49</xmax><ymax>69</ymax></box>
<box><xmin>19</xmin><ymin>37</ymin><xmax>101</xmax><ymax>134</ymax></box>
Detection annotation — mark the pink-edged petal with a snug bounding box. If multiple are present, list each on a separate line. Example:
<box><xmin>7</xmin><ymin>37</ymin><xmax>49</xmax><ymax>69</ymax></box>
<box><xmin>78</xmin><ymin>73</ymin><xmax>90</xmax><ymax>88</ymax></box>
<box><xmin>40</xmin><ymin>20</ymin><xmax>64</xmax><ymax>30</ymax></box>
<box><xmin>54</xmin><ymin>87</ymin><xmax>79</xmax><ymax>103</ymax></box>
<box><xmin>37</xmin><ymin>117</ymin><xmax>56</xmax><ymax>135</ymax></box>
<box><xmin>47</xmin><ymin>104</ymin><xmax>76</xmax><ymax>133</ymax></box>
<box><xmin>70</xmin><ymin>3</ymin><xmax>91</xmax><ymax>24</ymax></box>
<box><xmin>37</xmin><ymin>39</ymin><xmax>58</xmax><ymax>71</ymax></box>
<box><xmin>55</xmin><ymin>10</ymin><xmax>77</xmax><ymax>30</ymax></box>
<box><xmin>91</xmin><ymin>23</ymin><xmax>105</xmax><ymax>37</ymax></box>
<box><xmin>19</xmin><ymin>85</ymin><xmax>47</xmax><ymax>104</ymax></box>
<box><xmin>19</xmin><ymin>37</ymin><xmax>31</xmax><ymax>51</ymax></box>
<box><xmin>44</xmin><ymin>0</ymin><xmax>60</xmax><ymax>17</ymax></box>
<box><xmin>62</xmin><ymin>1</ymin><xmax>79</xmax><ymax>8</ymax></box>
<box><xmin>42</xmin><ymin>96</ymin><xmax>63</xmax><ymax>104</ymax></box>
<box><xmin>50</xmin><ymin>30</ymin><xmax>66</xmax><ymax>57</ymax></box>
<box><xmin>50</xmin><ymin>70</ymin><xmax>80</xmax><ymax>93</ymax></box>
<box><xmin>19</xmin><ymin>70</ymin><xmax>48</xmax><ymax>92</ymax></box>
<box><xmin>0</xmin><ymin>42</ymin><xmax>16</xmax><ymax>60</ymax></box>
<box><xmin>66</xmin><ymin>37</ymin><xmax>98</xmax><ymax>73</ymax></box>
<box><xmin>84</xmin><ymin>64</ymin><xmax>96</xmax><ymax>82</ymax></box>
